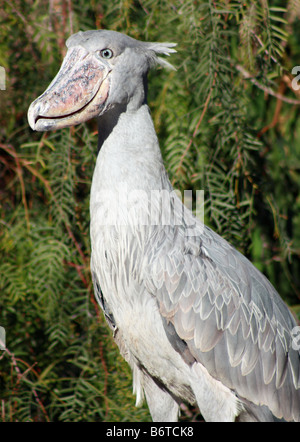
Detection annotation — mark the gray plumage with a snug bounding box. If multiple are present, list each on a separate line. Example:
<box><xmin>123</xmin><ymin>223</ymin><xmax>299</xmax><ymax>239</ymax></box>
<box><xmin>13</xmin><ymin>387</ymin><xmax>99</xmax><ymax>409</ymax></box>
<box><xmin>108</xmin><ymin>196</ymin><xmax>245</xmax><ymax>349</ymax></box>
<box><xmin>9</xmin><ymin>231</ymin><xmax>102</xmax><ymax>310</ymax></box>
<box><xmin>28</xmin><ymin>30</ymin><xmax>300</xmax><ymax>422</ymax></box>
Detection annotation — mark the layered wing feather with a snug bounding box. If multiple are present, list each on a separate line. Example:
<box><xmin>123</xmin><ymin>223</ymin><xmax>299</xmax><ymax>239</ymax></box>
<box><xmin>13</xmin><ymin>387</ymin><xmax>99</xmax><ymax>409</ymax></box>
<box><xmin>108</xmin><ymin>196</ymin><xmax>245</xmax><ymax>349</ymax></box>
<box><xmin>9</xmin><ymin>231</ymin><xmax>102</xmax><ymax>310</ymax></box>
<box><xmin>145</xmin><ymin>220</ymin><xmax>300</xmax><ymax>421</ymax></box>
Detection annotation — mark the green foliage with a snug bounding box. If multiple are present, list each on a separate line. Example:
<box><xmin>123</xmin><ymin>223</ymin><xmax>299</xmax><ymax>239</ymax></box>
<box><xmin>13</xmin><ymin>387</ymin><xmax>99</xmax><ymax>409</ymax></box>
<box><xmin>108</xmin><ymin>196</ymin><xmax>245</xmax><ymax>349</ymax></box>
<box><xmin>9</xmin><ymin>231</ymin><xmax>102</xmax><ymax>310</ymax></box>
<box><xmin>0</xmin><ymin>0</ymin><xmax>299</xmax><ymax>422</ymax></box>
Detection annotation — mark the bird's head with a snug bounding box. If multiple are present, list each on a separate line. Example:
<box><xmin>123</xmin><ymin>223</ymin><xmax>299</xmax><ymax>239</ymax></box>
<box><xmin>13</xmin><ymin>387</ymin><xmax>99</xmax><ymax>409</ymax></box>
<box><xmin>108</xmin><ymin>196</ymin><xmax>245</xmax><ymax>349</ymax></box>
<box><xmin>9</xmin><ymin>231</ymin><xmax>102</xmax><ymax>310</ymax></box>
<box><xmin>28</xmin><ymin>30</ymin><xmax>176</xmax><ymax>132</ymax></box>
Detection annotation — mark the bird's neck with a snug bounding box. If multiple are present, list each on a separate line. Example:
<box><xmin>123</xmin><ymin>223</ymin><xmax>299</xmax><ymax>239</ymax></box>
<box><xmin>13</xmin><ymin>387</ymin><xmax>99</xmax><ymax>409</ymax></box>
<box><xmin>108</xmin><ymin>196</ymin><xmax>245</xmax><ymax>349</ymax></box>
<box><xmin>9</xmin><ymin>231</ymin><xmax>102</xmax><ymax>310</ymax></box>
<box><xmin>93</xmin><ymin>104</ymin><xmax>168</xmax><ymax>194</ymax></box>
<box><xmin>90</xmin><ymin>103</ymin><xmax>173</xmax><ymax>230</ymax></box>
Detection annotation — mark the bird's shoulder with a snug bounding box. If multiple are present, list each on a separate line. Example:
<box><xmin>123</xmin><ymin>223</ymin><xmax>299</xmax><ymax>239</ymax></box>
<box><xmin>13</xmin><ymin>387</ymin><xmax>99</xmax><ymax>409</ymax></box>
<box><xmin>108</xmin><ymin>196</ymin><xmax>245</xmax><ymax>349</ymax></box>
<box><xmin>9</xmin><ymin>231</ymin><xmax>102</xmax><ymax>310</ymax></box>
<box><xmin>146</xmin><ymin>221</ymin><xmax>296</xmax><ymax>335</ymax></box>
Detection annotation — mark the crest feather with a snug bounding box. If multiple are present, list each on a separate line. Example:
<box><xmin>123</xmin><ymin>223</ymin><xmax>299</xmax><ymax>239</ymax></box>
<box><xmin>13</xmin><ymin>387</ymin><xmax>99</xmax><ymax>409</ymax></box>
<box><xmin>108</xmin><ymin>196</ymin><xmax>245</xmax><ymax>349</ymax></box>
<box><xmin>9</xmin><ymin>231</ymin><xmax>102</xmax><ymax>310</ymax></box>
<box><xmin>144</xmin><ymin>42</ymin><xmax>177</xmax><ymax>70</ymax></box>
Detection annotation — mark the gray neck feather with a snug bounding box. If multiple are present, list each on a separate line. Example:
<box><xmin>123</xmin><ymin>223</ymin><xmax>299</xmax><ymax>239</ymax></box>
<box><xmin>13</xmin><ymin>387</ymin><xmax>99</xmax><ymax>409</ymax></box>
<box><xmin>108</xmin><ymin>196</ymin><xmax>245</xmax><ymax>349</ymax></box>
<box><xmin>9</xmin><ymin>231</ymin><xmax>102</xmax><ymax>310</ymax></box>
<box><xmin>94</xmin><ymin>102</ymin><xmax>167</xmax><ymax>193</ymax></box>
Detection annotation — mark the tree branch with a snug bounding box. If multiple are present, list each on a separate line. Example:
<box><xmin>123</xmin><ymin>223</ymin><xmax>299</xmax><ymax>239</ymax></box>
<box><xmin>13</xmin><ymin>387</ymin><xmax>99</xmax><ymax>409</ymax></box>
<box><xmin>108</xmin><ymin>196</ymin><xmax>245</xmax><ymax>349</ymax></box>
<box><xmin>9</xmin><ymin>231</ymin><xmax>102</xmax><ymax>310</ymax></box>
<box><xmin>236</xmin><ymin>64</ymin><xmax>300</xmax><ymax>105</ymax></box>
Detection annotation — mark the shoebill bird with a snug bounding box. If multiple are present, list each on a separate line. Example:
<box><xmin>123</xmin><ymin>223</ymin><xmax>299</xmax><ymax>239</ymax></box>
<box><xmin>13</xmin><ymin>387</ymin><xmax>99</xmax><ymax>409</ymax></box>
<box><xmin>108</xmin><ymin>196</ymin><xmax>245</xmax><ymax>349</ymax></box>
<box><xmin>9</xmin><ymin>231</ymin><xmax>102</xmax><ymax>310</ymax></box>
<box><xmin>28</xmin><ymin>30</ymin><xmax>300</xmax><ymax>422</ymax></box>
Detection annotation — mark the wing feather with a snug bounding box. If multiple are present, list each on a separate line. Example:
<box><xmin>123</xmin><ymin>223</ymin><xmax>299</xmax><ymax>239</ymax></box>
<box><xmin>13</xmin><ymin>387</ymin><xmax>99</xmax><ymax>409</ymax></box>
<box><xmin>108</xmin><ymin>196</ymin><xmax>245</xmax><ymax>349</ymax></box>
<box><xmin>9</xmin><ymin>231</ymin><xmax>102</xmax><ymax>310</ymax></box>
<box><xmin>145</xmin><ymin>223</ymin><xmax>300</xmax><ymax>421</ymax></box>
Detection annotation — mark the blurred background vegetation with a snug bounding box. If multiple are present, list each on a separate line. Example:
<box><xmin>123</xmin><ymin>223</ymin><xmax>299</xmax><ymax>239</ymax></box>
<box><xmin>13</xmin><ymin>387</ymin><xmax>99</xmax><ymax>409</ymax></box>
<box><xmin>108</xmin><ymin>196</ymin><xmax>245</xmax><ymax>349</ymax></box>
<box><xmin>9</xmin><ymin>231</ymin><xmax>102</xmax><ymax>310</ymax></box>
<box><xmin>0</xmin><ymin>0</ymin><xmax>300</xmax><ymax>422</ymax></box>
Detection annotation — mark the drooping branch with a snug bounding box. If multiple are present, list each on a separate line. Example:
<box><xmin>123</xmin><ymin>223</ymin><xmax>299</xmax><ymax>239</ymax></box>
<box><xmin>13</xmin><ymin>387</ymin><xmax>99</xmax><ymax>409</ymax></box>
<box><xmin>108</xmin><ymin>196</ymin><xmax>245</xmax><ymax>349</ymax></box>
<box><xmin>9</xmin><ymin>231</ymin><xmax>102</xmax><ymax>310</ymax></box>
<box><xmin>236</xmin><ymin>63</ymin><xmax>300</xmax><ymax>105</ymax></box>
